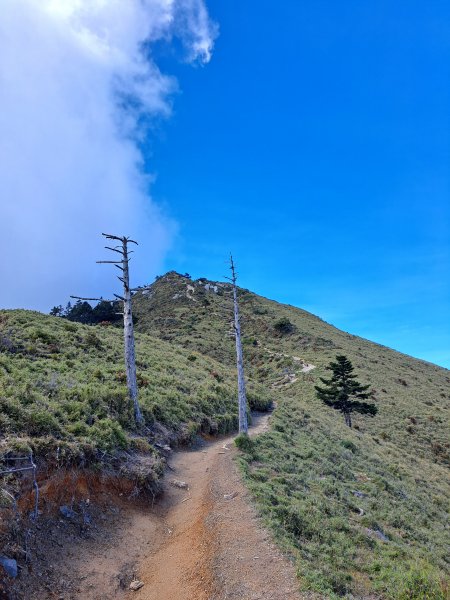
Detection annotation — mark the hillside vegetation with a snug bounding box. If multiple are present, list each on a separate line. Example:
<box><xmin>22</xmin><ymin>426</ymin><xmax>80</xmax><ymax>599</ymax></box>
<box><xmin>132</xmin><ymin>272</ymin><xmax>450</xmax><ymax>599</ymax></box>
<box><xmin>0</xmin><ymin>309</ymin><xmax>271</xmax><ymax>469</ymax></box>
<box><xmin>1</xmin><ymin>271</ymin><xmax>449</xmax><ymax>598</ymax></box>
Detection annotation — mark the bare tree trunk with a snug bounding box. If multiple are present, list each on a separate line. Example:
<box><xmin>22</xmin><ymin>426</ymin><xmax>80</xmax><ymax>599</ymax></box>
<box><xmin>121</xmin><ymin>239</ymin><xmax>143</xmax><ymax>425</ymax></box>
<box><xmin>96</xmin><ymin>234</ymin><xmax>143</xmax><ymax>425</ymax></box>
<box><xmin>72</xmin><ymin>233</ymin><xmax>144</xmax><ymax>425</ymax></box>
<box><xmin>344</xmin><ymin>412</ymin><xmax>352</xmax><ymax>428</ymax></box>
<box><xmin>230</xmin><ymin>256</ymin><xmax>248</xmax><ymax>434</ymax></box>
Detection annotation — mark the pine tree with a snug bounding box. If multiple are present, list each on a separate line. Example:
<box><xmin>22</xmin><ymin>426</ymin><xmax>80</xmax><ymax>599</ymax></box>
<box><xmin>66</xmin><ymin>300</ymin><xmax>94</xmax><ymax>324</ymax></box>
<box><xmin>49</xmin><ymin>305</ymin><xmax>63</xmax><ymax>317</ymax></box>
<box><xmin>92</xmin><ymin>299</ymin><xmax>121</xmax><ymax>324</ymax></box>
<box><xmin>315</xmin><ymin>355</ymin><xmax>377</xmax><ymax>427</ymax></box>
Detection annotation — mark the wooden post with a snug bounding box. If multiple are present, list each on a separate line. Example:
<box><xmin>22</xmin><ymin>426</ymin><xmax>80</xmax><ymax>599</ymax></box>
<box><xmin>229</xmin><ymin>255</ymin><xmax>248</xmax><ymax>434</ymax></box>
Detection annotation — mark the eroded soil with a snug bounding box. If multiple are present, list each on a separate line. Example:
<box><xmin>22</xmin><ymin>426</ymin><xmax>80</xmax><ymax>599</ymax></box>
<box><xmin>8</xmin><ymin>414</ymin><xmax>303</xmax><ymax>600</ymax></box>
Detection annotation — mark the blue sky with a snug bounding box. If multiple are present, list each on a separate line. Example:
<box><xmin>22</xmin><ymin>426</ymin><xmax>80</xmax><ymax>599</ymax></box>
<box><xmin>147</xmin><ymin>1</ymin><xmax>450</xmax><ymax>368</ymax></box>
<box><xmin>1</xmin><ymin>1</ymin><xmax>448</xmax><ymax>369</ymax></box>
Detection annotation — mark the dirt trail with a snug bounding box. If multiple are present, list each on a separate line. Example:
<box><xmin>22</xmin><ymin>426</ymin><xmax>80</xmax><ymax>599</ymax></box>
<box><xmin>130</xmin><ymin>413</ymin><xmax>302</xmax><ymax>600</ymax></box>
<box><xmin>262</xmin><ymin>346</ymin><xmax>315</xmax><ymax>389</ymax></box>
<box><xmin>14</xmin><ymin>414</ymin><xmax>303</xmax><ymax>599</ymax></box>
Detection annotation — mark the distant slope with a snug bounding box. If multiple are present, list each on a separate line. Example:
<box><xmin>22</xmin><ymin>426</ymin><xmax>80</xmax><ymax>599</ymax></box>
<box><xmin>132</xmin><ymin>272</ymin><xmax>450</xmax><ymax>598</ymax></box>
<box><xmin>133</xmin><ymin>272</ymin><xmax>449</xmax><ymax>466</ymax></box>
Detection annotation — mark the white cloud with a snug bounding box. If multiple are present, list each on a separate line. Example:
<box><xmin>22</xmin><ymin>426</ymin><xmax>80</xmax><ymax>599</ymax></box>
<box><xmin>0</xmin><ymin>0</ymin><xmax>216</xmax><ymax>310</ymax></box>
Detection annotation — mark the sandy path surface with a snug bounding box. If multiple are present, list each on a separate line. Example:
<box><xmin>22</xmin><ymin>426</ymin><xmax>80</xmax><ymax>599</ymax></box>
<box><xmin>129</xmin><ymin>413</ymin><xmax>302</xmax><ymax>600</ymax></box>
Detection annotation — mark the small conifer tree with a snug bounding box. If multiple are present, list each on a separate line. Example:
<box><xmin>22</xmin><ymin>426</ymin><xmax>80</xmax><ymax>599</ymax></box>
<box><xmin>315</xmin><ymin>355</ymin><xmax>377</xmax><ymax>427</ymax></box>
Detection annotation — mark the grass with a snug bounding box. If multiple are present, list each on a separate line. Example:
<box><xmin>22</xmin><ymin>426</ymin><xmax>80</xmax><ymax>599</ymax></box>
<box><xmin>237</xmin><ymin>394</ymin><xmax>449</xmax><ymax>598</ymax></box>
<box><xmin>0</xmin><ymin>309</ymin><xmax>272</xmax><ymax>465</ymax></box>
<box><xmin>2</xmin><ymin>271</ymin><xmax>449</xmax><ymax>598</ymax></box>
<box><xmin>133</xmin><ymin>272</ymin><xmax>449</xmax><ymax>467</ymax></box>
<box><xmin>133</xmin><ymin>272</ymin><xmax>450</xmax><ymax>598</ymax></box>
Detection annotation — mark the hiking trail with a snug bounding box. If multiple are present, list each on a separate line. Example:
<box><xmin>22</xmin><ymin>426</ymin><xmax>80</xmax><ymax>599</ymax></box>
<box><xmin>16</xmin><ymin>413</ymin><xmax>303</xmax><ymax>600</ymax></box>
<box><xmin>128</xmin><ymin>412</ymin><xmax>302</xmax><ymax>600</ymax></box>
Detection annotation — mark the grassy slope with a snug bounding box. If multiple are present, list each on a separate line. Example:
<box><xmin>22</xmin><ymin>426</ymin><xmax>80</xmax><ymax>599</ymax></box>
<box><xmin>132</xmin><ymin>273</ymin><xmax>450</xmax><ymax>599</ymax></box>
<box><xmin>0</xmin><ymin>309</ymin><xmax>271</xmax><ymax>465</ymax></box>
<box><xmin>1</xmin><ymin>271</ymin><xmax>449</xmax><ymax>598</ymax></box>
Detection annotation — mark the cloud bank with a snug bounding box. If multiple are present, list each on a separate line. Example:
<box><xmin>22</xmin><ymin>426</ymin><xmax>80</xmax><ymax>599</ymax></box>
<box><xmin>0</xmin><ymin>0</ymin><xmax>216</xmax><ymax>310</ymax></box>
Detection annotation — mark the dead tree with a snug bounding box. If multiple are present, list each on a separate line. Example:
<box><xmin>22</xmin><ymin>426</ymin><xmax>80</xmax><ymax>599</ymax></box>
<box><xmin>228</xmin><ymin>255</ymin><xmax>248</xmax><ymax>434</ymax></box>
<box><xmin>72</xmin><ymin>233</ymin><xmax>143</xmax><ymax>425</ymax></box>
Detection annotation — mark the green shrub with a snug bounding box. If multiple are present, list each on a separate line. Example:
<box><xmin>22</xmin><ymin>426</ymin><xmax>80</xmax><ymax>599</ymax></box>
<box><xmin>179</xmin><ymin>420</ymin><xmax>200</xmax><ymax>445</ymax></box>
<box><xmin>235</xmin><ymin>433</ymin><xmax>254</xmax><ymax>452</ymax></box>
<box><xmin>386</xmin><ymin>563</ymin><xmax>448</xmax><ymax>600</ymax></box>
<box><xmin>84</xmin><ymin>331</ymin><xmax>102</xmax><ymax>350</ymax></box>
<box><xmin>0</xmin><ymin>412</ymin><xmax>11</xmax><ymax>433</ymax></box>
<box><xmin>0</xmin><ymin>397</ymin><xmax>26</xmax><ymax>424</ymax></box>
<box><xmin>274</xmin><ymin>317</ymin><xmax>295</xmax><ymax>334</ymax></box>
<box><xmin>26</xmin><ymin>410</ymin><xmax>61</xmax><ymax>436</ymax></box>
<box><xmin>67</xmin><ymin>421</ymin><xmax>89</xmax><ymax>436</ymax></box>
<box><xmin>217</xmin><ymin>413</ymin><xmax>238</xmax><ymax>433</ymax></box>
<box><xmin>129</xmin><ymin>437</ymin><xmax>152</xmax><ymax>452</ymax></box>
<box><xmin>89</xmin><ymin>418</ymin><xmax>128</xmax><ymax>450</ymax></box>
<box><xmin>93</xmin><ymin>369</ymin><xmax>105</xmax><ymax>381</ymax></box>
<box><xmin>247</xmin><ymin>389</ymin><xmax>273</xmax><ymax>412</ymax></box>
<box><xmin>341</xmin><ymin>439</ymin><xmax>357</xmax><ymax>453</ymax></box>
<box><xmin>30</xmin><ymin>328</ymin><xmax>56</xmax><ymax>344</ymax></box>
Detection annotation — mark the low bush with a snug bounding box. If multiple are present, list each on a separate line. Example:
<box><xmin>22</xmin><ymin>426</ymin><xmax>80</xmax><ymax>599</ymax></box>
<box><xmin>273</xmin><ymin>317</ymin><xmax>295</xmax><ymax>334</ymax></box>
<box><xmin>383</xmin><ymin>562</ymin><xmax>448</xmax><ymax>600</ymax></box>
<box><xmin>26</xmin><ymin>410</ymin><xmax>61</xmax><ymax>436</ymax></box>
<box><xmin>89</xmin><ymin>418</ymin><xmax>128</xmax><ymax>450</ymax></box>
<box><xmin>234</xmin><ymin>433</ymin><xmax>254</xmax><ymax>452</ymax></box>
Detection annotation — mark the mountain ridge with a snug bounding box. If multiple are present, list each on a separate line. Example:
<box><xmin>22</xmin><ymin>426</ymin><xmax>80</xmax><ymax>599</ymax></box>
<box><xmin>1</xmin><ymin>270</ymin><xmax>449</xmax><ymax>598</ymax></box>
